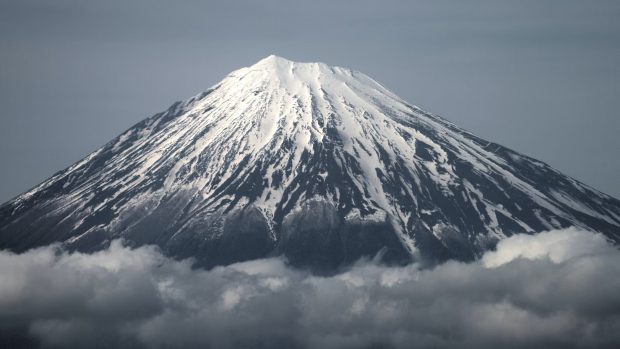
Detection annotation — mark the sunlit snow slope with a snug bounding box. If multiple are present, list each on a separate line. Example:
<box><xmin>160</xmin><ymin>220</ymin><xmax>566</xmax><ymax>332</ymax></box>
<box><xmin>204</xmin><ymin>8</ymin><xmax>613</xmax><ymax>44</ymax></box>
<box><xmin>1</xmin><ymin>55</ymin><xmax>619</xmax><ymax>271</ymax></box>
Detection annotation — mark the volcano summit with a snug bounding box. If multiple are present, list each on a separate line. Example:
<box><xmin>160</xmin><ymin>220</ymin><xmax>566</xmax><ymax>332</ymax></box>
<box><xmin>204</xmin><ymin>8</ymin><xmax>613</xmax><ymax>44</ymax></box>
<box><xmin>1</xmin><ymin>55</ymin><xmax>619</xmax><ymax>271</ymax></box>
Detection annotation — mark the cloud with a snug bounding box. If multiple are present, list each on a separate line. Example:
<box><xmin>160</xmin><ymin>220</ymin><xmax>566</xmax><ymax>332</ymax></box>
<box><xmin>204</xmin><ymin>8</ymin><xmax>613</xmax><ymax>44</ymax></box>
<box><xmin>482</xmin><ymin>226</ymin><xmax>615</xmax><ymax>267</ymax></box>
<box><xmin>1</xmin><ymin>228</ymin><xmax>620</xmax><ymax>349</ymax></box>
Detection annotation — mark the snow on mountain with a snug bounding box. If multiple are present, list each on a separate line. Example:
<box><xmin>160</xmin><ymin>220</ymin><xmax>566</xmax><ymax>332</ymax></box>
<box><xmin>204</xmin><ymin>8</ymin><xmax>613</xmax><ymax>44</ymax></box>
<box><xmin>1</xmin><ymin>55</ymin><xmax>619</xmax><ymax>271</ymax></box>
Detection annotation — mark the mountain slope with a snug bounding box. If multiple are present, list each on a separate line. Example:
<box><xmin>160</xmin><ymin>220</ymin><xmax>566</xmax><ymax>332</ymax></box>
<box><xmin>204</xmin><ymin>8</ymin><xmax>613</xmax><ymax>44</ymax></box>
<box><xmin>1</xmin><ymin>55</ymin><xmax>619</xmax><ymax>271</ymax></box>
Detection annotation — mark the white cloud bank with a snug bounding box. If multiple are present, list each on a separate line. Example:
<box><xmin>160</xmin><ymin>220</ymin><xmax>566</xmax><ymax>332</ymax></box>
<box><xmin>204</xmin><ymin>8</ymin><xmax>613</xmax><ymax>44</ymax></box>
<box><xmin>1</xmin><ymin>227</ymin><xmax>620</xmax><ymax>349</ymax></box>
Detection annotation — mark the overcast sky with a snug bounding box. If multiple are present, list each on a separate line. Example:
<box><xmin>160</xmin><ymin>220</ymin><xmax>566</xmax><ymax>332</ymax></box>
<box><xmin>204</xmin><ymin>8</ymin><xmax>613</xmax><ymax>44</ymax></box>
<box><xmin>0</xmin><ymin>0</ymin><xmax>619</xmax><ymax>202</ymax></box>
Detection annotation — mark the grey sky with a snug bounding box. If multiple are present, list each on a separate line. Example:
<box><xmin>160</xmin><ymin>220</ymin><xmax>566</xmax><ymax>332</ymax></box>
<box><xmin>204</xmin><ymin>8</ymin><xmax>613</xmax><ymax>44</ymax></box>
<box><xmin>0</xmin><ymin>0</ymin><xmax>619</xmax><ymax>203</ymax></box>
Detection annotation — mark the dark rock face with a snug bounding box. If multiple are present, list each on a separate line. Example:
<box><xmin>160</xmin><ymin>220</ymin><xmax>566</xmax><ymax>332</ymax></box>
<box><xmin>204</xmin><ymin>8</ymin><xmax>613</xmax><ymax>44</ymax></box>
<box><xmin>217</xmin><ymin>205</ymin><xmax>275</xmax><ymax>266</ymax></box>
<box><xmin>1</xmin><ymin>56</ymin><xmax>619</xmax><ymax>272</ymax></box>
<box><xmin>280</xmin><ymin>199</ymin><xmax>344</xmax><ymax>271</ymax></box>
<box><xmin>278</xmin><ymin>199</ymin><xmax>410</xmax><ymax>272</ymax></box>
<box><xmin>341</xmin><ymin>218</ymin><xmax>411</xmax><ymax>267</ymax></box>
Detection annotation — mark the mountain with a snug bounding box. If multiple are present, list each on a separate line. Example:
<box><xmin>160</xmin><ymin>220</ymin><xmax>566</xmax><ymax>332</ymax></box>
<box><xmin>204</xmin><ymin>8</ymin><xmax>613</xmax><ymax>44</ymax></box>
<box><xmin>1</xmin><ymin>55</ymin><xmax>619</xmax><ymax>271</ymax></box>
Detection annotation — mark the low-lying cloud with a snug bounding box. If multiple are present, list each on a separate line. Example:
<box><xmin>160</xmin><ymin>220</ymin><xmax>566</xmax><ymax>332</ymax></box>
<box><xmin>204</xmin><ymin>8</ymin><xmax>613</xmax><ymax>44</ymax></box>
<box><xmin>1</xmin><ymin>227</ymin><xmax>620</xmax><ymax>349</ymax></box>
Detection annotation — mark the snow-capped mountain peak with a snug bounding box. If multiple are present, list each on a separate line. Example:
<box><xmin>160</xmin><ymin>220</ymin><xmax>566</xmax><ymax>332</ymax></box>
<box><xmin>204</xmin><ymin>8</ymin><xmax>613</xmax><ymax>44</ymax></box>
<box><xmin>1</xmin><ymin>56</ymin><xmax>619</xmax><ymax>271</ymax></box>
